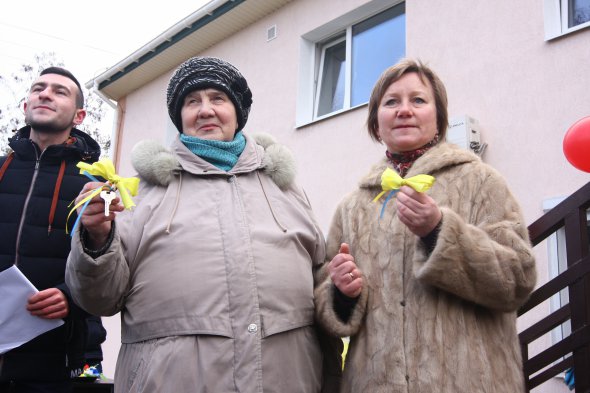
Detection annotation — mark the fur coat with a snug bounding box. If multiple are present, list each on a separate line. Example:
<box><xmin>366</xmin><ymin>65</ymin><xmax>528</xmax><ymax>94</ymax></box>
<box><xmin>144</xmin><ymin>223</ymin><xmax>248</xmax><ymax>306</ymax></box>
<box><xmin>315</xmin><ymin>142</ymin><xmax>536</xmax><ymax>393</ymax></box>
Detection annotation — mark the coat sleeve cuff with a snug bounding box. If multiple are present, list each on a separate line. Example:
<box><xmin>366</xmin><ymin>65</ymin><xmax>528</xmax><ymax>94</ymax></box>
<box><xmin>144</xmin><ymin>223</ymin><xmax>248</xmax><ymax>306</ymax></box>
<box><xmin>333</xmin><ymin>285</ymin><xmax>359</xmax><ymax>322</ymax></box>
<box><xmin>81</xmin><ymin>222</ymin><xmax>116</xmax><ymax>259</ymax></box>
<box><xmin>315</xmin><ymin>277</ymin><xmax>368</xmax><ymax>337</ymax></box>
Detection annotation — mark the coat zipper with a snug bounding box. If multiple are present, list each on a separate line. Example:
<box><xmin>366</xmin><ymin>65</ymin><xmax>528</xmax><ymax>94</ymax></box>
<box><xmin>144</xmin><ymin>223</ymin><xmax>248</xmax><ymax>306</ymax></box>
<box><xmin>228</xmin><ymin>174</ymin><xmax>264</xmax><ymax>392</ymax></box>
<box><xmin>14</xmin><ymin>147</ymin><xmax>44</xmax><ymax>266</ymax></box>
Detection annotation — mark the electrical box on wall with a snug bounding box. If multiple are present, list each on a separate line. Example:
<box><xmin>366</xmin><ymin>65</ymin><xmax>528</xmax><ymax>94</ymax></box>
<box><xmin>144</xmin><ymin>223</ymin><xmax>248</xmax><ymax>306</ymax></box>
<box><xmin>447</xmin><ymin>115</ymin><xmax>487</xmax><ymax>155</ymax></box>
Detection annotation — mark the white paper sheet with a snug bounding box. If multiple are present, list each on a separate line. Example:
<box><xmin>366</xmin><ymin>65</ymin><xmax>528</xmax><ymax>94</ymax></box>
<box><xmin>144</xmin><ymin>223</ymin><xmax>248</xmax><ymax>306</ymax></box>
<box><xmin>0</xmin><ymin>266</ymin><xmax>64</xmax><ymax>354</ymax></box>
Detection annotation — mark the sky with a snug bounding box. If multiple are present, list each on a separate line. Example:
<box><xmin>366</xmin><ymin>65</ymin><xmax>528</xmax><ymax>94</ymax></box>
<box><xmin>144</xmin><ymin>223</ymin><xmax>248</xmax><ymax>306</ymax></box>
<box><xmin>0</xmin><ymin>0</ymin><xmax>211</xmax><ymax>87</ymax></box>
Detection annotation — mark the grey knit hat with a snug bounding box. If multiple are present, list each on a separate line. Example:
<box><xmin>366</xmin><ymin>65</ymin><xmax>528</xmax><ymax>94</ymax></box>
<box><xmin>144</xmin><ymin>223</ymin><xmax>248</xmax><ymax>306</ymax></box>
<box><xmin>166</xmin><ymin>57</ymin><xmax>253</xmax><ymax>133</ymax></box>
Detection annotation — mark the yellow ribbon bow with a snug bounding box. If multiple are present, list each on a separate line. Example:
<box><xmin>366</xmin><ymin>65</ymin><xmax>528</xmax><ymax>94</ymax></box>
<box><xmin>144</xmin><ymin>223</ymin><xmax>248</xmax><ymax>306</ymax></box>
<box><xmin>66</xmin><ymin>159</ymin><xmax>140</xmax><ymax>235</ymax></box>
<box><xmin>76</xmin><ymin>159</ymin><xmax>140</xmax><ymax>209</ymax></box>
<box><xmin>373</xmin><ymin>168</ymin><xmax>435</xmax><ymax>202</ymax></box>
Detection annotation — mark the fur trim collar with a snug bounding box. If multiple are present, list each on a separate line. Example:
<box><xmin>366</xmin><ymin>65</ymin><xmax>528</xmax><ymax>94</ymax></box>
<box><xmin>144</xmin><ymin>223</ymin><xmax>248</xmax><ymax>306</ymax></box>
<box><xmin>131</xmin><ymin>133</ymin><xmax>296</xmax><ymax>189</ymax></box>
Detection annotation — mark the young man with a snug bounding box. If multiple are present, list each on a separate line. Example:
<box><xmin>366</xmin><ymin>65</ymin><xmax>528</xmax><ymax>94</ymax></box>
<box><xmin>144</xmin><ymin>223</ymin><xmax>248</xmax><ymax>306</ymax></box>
<box><xmin>0</xmin><ymin>67</ymin><xmax>104</xmax><ymax>393</ymax></box>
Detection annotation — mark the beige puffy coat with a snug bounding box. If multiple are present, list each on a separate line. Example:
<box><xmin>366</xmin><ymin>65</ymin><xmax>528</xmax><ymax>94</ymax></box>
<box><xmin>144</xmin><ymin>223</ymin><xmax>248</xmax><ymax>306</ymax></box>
<box><xmin>315</xmin><ymin>142</ymin><xmax>536</xmax><ymax>393</ymax></box>
<box><xmin>66</xmin><ymin>134</ymin><xmax>340</xmax><ymax>393</ymax></box>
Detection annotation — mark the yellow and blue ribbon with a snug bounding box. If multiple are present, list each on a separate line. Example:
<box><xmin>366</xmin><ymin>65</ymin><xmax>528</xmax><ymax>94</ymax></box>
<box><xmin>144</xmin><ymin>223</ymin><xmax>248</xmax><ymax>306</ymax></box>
<box><xmin>66</xmin><ymin>159</ymin><xmax>140</xmax><ymax>235</ymax></box>
<box><xmin>373</xmin><ymin>168</ymin><xmax>435</xmax><ymax>218</ymax></box>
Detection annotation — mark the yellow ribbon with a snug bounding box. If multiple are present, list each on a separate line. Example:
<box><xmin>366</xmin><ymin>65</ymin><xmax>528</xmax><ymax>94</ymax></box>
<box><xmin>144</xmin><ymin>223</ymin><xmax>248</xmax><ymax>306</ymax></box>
<box><xmin>373</xmin><ymin>168</ymin><xmax>435</xmax><ymax>202</ymax></box>
<box><xmin>76</xmin><ymin>159</ymin><xmax>140</xmax><ymax>209</ymax></box>
<box><xmin>65</xmin><ymin>159</ymin><xmax>140</xmax><ymax>235</ymax></box>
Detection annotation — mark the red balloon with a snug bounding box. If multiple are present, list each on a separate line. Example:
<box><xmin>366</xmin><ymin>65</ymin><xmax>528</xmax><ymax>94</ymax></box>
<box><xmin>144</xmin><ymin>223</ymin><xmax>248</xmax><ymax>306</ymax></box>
<box><xmin>563</xmin><ymin>116</ymin><xmax>590</xmax><ymax>173</ymax></box>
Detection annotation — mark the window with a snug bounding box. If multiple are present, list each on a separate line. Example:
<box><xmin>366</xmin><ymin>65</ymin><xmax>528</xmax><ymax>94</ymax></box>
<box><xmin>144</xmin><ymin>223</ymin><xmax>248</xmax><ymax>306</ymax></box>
<box><xmin>316</xmin><ymin>36</ymin><xmax>346</xmax><ymax>117</ymax></box>
<box><xmin>297</xmin><ymin>1</ymin><xmax>405</xmax><ymax>126</ymax></box>
<box><xmin>567</xmin><ymin>0</ymin><xmax>590</xmax><ymax>27</ymax></box>
<box><xmin>543</xmin><ymin>0</ymin><xmax>590</xmax><ymax>40</ymax></box>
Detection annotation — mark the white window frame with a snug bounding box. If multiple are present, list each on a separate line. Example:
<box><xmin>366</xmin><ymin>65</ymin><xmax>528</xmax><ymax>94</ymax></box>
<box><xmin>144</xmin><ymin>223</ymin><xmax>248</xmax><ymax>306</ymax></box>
<box><xmin>543</xmin><ymin>0</ymin><xmax>590</xmax><ymax>40</ymax></box>
<box><xmin>314</xmin><ymin>35</ymin><xmax>349</xmax><ymax>119</ymax></box>
<box><xmin>296</xmin><ymin>0</ymin><xmax>404</xmax><ymax>127</ymax></box>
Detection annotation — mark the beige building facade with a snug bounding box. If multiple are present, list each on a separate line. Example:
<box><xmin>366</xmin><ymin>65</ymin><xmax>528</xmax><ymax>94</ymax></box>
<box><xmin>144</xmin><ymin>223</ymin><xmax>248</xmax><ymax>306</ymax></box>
<box><xmin>89</xmin><ymin>0</ymin><xmax>590</xmax><ymax>391</ymax></box>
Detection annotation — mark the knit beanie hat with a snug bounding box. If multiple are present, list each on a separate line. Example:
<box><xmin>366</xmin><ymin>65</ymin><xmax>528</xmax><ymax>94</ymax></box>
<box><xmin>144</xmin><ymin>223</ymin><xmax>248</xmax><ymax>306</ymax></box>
<box><xmin>166</xmin><ymin>57</ymin><xmax>253</xmax><ymax>133</ymax></box>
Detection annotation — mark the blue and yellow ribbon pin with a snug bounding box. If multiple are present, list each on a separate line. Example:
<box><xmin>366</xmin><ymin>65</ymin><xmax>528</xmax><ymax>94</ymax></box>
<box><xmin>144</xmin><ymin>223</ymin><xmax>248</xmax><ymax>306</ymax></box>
<box><xmin>66</xmin><ymin>159</ymin><xmax>140</xmax><ymax>235</ymax></box>
<box><xmin>373</xmin><ymin>168</ymin><xmax>435</xmax><ymax>218</ymax></box>
<box><xmin>76</xmin><ymin>159</ymin><xmax>139</xmax><ymax>209</ymax></box>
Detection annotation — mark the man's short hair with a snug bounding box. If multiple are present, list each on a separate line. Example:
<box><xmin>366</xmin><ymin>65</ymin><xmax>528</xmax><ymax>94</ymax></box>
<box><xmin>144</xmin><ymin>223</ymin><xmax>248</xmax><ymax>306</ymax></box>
<box><xmin>40</xmin><ymin>67</ymin><xmax>84</xmax><ymax>109</ymax></box>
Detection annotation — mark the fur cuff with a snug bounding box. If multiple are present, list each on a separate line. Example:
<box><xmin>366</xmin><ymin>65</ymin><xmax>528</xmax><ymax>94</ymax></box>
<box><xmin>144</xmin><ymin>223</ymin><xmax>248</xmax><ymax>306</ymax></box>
<box><xmin>314</xmin><ymin>278</ymin><xmax>368</xmax><ymax>337</ymax></box>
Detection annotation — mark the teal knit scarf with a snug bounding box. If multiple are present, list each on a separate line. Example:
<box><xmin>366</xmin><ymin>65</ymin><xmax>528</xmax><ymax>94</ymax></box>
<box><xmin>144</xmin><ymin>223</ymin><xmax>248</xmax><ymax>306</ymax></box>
<box><xmin>180</xmin><ymin>131</ymin><xmax>246</xmax><ymax>171</ymax></box>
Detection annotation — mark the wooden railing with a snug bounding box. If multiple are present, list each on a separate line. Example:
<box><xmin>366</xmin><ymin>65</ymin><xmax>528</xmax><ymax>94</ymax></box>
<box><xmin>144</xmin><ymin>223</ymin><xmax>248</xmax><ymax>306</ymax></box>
<box><xmin>518</xmin><ymin>181</ymin><xmax>590</xmax><ymax>392</ymax></box>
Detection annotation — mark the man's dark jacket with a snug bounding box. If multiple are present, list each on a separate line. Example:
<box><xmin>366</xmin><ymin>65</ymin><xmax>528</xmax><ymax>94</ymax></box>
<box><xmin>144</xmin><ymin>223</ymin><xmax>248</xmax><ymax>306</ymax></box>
<box><xmin>0</xmin><ymin>126</ymin><xmax>103</xmax><ymax>381</ymax></box>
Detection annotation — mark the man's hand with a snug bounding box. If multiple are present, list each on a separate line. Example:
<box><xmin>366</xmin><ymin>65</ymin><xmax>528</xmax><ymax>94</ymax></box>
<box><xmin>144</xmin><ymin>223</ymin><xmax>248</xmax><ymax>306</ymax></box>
<box><xmin>27</xmin><ymin>288</ymin><xmax>69</xmax><ymax>319</ymax></box>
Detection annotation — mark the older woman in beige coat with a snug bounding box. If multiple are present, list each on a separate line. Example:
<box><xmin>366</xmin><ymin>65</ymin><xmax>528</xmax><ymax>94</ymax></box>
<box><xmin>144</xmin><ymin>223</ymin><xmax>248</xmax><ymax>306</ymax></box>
<box><xmin>66</xmin><ymin>57</ymin><xmax>341</xmax><ymax>393</ymax></box>
<box><xmin>315</xmin><ymin>58</ymin><xmax>536</xmax><ymax>393</ymax></box>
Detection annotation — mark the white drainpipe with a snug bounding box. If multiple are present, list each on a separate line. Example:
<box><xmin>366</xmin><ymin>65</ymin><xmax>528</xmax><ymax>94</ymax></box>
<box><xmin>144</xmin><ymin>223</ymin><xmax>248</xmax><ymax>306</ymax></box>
<box><xmin>91</xmin><ymin>81</ymin><xmax>119</xmax><ymax>160</ymax></box>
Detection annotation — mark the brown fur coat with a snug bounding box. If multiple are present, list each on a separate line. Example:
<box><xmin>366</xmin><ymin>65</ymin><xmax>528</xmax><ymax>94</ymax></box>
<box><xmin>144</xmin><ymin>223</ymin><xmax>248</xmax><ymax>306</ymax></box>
<box><xmin>315</xmin><ymin>142</ymin><xmax>536</xmax><ymax>393</ymax></box>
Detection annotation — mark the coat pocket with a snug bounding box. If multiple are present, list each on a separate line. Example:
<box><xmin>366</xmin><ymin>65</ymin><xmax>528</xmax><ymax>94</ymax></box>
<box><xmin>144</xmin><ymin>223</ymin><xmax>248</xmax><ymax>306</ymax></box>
<box><xmin>260</xmin><ymin>307</ymin><xmax>315</xmax><ymax>337</ymax></box>
<box><xmin>120</xmin><ymin>335</ymin><xmax>237</xmax><ymax>393</ymax></box>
